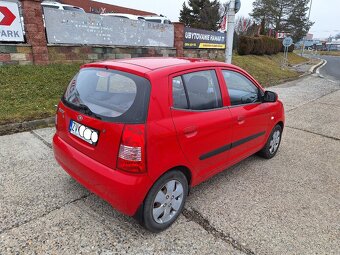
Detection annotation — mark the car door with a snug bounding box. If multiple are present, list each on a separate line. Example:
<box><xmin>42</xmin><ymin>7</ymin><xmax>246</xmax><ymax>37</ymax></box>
<box><xmin>221</xmin><ymin>69</ymin><xmax>270</xmax><ymax>162</ymax></box>
<box><xmin>170</xmin><ymin>68</ymin><xmax>233</xmax><ymax>180</ymax></box>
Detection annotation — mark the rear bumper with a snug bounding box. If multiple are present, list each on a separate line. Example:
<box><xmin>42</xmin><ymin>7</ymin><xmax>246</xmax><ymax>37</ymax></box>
<box><xmin>53</xmin><ymin>134</ymin><xmax>152</xmax><ymax>216</ymax></box>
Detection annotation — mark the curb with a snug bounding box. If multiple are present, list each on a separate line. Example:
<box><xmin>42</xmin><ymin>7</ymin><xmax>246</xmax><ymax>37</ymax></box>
<box><xmin>0</xmin><ymin>117</ymin><xmax>55</xmax><ymax>136</ymax></box>
<box><xmin>308</xmin><ymin>59</ymin><xmax>325</xmax><ymax>74</ymax></box>
<box><xmin>315</xmin><ymin>60</ymin><xmax>327</xmax><ymax>75</ymax></box>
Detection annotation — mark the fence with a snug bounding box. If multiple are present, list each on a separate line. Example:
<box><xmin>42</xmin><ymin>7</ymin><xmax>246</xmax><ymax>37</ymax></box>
<box><xmin>0</xmin><ymin>0</ymin><xmax>226</xmax><ymax>65</ymax></box>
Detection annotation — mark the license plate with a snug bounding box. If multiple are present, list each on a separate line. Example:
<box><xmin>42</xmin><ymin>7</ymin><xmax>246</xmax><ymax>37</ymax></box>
<box><xmin>69</xmin><ymin>120</ymin><xmax>99</xmax><ymax>145</ymax></box>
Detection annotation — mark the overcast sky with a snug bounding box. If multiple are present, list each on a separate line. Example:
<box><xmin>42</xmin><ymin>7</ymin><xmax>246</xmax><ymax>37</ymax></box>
<box><xmin>96</xmin><ymin>0</ymin><xmax>340</xmax><ymax>39</ymax></box>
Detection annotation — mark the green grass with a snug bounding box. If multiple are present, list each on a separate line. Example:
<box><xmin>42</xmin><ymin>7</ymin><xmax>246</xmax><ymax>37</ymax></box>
<box><xmin>294</xmin><ymin>49</ymin><xmax>340</xmax><ymax>57</ymax></box>
<box><xmin>0</xmin><ymin>64</ymin><xmax>81</xmax><ymax>125</ymax></box>
<box><xmin>231</xmin><ymin>52</ymin><xmax>307</xmax><ymax>87</ymax></box>
<box><xmin>0</xmin><ymin>52</ymin><xmax>308</xmax><ymax>125</ymax></box>
<box><xmin>318</xmin><ymin>51</ymin><xmax>340</xmax><ymax>56</ymax></box>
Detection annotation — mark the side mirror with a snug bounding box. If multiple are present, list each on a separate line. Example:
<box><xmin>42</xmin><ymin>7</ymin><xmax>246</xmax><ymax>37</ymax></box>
<box><xmin>263</xmin><ymin>91</ymin><xmax>278</xmax><ymax>103</ymax></box>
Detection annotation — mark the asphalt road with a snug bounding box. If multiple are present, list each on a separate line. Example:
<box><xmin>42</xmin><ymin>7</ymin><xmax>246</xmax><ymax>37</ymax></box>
<box><xmin>320</xmin><ymin>55</ymin><xmax>340</xmax><ymax>81</ymax></box>
<box><xmin>1</xmin><ymin>75</ymin><xmax>339</xmax><ymax>254</ymax></box>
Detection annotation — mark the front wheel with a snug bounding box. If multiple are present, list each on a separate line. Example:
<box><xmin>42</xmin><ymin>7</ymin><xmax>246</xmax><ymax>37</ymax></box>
<box><xmin>258</xmin><ymin>125</ymin><xmax>282</xmax><ymax>159</ymax></box>
<box><xmin>137</xmin><ymin>170</ymin><xmax>188</xmax><ymax>233</ymax></box>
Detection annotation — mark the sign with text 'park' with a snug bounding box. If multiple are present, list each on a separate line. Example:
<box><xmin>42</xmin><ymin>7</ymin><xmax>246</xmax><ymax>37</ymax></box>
<box><xmin>0</xmin><ymin>1</ymin><xmax>24</xmax><ymax>42</ymax></box>
<box><xmin>184</xmin><ymin>27</ymin><xmax>226</xmax><ymax>49</ymax></box>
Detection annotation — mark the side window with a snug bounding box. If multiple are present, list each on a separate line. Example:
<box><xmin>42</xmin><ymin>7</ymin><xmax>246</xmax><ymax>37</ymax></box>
<box><xmin>183</xmin><ymin>70</ymin><xmax>222</xmax><ymax>110</ymax></box>
<box><xmin>222</xmin><ymin>70</ymin><xmax>260</xmax><ymax>106</ymax></box>
<box><xmin>172</xmin><ymin>70</ymin><xmax>222</xmax><ymax>110</ymax></box>
<box><xmin>172</xmin><ymin>76</ymin><xmax>188</xmax><ymax>109</ymax></box>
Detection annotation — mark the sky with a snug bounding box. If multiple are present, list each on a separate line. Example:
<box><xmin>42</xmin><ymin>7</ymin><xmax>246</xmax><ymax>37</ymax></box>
<box><xmin>95</xmin><ymin>0</ymin><xmax>340</xmax><ymax>39</ymax></box>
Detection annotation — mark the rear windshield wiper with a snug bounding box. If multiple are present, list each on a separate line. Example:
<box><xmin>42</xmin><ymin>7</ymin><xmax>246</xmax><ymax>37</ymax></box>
<box><xmin>78</xmin><ymin>104</ymin><xmax>102</xmax><ymax>120</ymax></box>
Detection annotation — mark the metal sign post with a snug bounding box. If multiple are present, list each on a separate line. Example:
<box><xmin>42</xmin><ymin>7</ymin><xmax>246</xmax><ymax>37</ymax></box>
<box><xmin>225</xmin><ymin>0</ymin><xmax>241</xmax><ymax>64</ymax></box>
<box><xmin>282</xmin><ymin>37</ymin><xmax>293</xmax><ymax>68</ymax></box>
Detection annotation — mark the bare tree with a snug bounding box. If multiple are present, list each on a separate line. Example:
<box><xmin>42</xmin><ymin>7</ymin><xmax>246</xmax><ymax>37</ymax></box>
<box><xmin>235</xmin><ymin>17</ymin><xmax>256</xmax><ymax>36</ymax></box>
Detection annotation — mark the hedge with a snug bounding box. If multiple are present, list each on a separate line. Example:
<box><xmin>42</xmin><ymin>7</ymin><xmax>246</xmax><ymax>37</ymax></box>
<box><xmin>237</xmin><ymin>36</ymin><xmax>283</xmax><ymax>55</ymax></box>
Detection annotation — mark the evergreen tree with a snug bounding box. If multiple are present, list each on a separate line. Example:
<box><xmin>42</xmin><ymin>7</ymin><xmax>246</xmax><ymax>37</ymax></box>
<box><xmin>179</xmin><ymin>2</ymin><xmax>193</xmax><ymax>27</ymax></box>
<box><xmin>287</xmin><ymin>0</ymin><xmax>313</xmax><ymax>41</ymax></box>
<box><xmin>179</xmin><ymin>0</ymin><xmax>221</xmax><ymax>31</ymax></box>
<box><xmin>250</xmin><ymin>0</ymin><xmax>270</xmax><ymax>32</ymax></box>
<box><xmin>250</xmin><ymin>0</ymin><xmax>313</xmax><ymax>41</ymax></box>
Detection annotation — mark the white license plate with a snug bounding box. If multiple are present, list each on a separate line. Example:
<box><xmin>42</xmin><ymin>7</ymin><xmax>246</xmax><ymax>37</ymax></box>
<box><xmin>69</xmin><ymin>120</ymin><xmax>99</xmax><ymax>145</ymax></box>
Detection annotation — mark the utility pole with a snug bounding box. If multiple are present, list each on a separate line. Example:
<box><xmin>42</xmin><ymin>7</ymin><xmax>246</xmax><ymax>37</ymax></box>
<box><xmin>301</xmin><ymin>0</ymin><xmax>313</xmax><ymax>56</ymax></box>
<box><xmin>225</xmin><ymin>0</ymin><xmax>236</xmax><ymax>64</ymax></box>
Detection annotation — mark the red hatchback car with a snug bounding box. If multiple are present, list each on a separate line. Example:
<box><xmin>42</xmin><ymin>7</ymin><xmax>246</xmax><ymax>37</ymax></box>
<box><xmin>53</xmin><ymin>58</ymin><xmax>284</xmax><ymax>232</ymax></box>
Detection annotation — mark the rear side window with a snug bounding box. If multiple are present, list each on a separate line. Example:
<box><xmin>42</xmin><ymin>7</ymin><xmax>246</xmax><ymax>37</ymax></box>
<box><xmin>222</xmin><ymin>70</ymin><xmax>260</xmax><ymax>106</ymax></box>
<box><xmin>172</xmin><ymin>70</ymin><xmax>222</xmax><ymax>110</ymax></box>
<box><xmin>146</xmin><ymin>19</ymin><xmax>162</xmax><ymax>23</ymax></box>
<box><xmin>42</xmin><ymin>5</ymin><xmax>60</xmax><ymax>9</ymax></box>
<box><xmin>63</xmin><ymin>68</ymin><xmax>150</xmax><ymax>123</ymax></box>
<box><xmin>63</xmin><ymin>6</ymin><xmax>83</xmax><ymax>12</ymax></box>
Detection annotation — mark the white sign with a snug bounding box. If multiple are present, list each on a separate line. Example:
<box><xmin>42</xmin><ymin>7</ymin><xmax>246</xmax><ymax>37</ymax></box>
<box><xmin>44</xmin><ymin>9</ymin><xmax>174</xmax><ymax>47</ymax></box>
<box><xmin>276</xmin><ymin>32</ymin><xmax>286</xmax><ymax>39</ymax></box>
<box><xmin>283</xmin><ymin>37</ymin><xmax>293</xmax><ymax>47</ymax></box>
<box><xmin>0</xmin><ymin>1</ymin><xmax>24</xmax><ymax>42</ymax></box>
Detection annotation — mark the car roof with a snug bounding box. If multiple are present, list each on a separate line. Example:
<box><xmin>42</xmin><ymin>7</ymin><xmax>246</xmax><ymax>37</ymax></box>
<box><xmin>144</xmin><ymin>16</ymin><xmax>170</xmax><ymax>20</ymax></box>
<box><xmin>41</xmin><ymin>2</ymin><xmax>81</xmax><ymax>8</ymax></box>
<box><xmin>101</xmin><ymin>13</ymin><xmax>144</xmax><ymax>19</ymax></box>
<box><xmin>84</xmin><ymin>57</ymin><xmax>235</xmax><ymax>72</ymax></box>
<box><xmin>82</xmin><ymin>57</ymin><xmax>258</xmax><ymax>87</ymax></box>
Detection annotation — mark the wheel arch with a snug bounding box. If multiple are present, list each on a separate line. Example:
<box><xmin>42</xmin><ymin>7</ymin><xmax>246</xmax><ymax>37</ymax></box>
<box><xmin>277</xmin><ymin>121</ymin><xmax>284</xmax><ymax>130</ymax></box>
<box><xmin>169</xmin><ymin>165</ymin><xmax>192</xmax><ymax>186</ymax></box>
<box><xmin>134</xmin><ymin>165</ymin><xmax>192</xmax><ymax>222</ymax></box>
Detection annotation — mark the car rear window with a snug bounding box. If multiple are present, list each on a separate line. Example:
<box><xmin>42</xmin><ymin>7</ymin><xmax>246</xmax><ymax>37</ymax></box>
<box><xmin>63</xmin><ymin>68</ymin><xmax>151</xmax><ymax>123</ymax></box>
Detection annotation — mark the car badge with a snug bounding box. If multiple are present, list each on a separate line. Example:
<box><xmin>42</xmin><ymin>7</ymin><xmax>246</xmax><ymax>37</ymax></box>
<box><xmin>77</xmin><ymin>115</ymin><xmax>83</xmax><ymax>121</ymax></box>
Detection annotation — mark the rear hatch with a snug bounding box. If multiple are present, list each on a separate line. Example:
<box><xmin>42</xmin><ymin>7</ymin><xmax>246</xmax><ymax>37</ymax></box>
<box><xmin>56</xmin><ymin>67</ymin><xmax>151</xmax><ymax>169</ymax></box>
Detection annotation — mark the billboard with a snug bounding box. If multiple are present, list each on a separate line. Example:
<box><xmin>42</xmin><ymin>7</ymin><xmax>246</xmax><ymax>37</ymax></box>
<box><xmin>184</xmin><ymin>27</ymin><xmax>226</xmax><ymax>49</ymax></box>
<box><xmin>0</xmin><ymin>1</ymin><xmax>24</xmax><ymax>42</ymax></box>
<box><xmin>44</xmin><ymin>9</ymin><xmax>174</xmax><ymax>47</ymax></box>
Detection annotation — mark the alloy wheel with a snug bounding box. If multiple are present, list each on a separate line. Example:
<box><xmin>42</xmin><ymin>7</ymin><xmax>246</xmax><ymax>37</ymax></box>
<box><xmin>152</xmin><ymin>180</ymin><xmax>184</xmax><ymax>224</ymax></box>
<box><xmin>269</xmin><ymin>130</ymin><xmax>281</xmax><ymax>154</ymax></box>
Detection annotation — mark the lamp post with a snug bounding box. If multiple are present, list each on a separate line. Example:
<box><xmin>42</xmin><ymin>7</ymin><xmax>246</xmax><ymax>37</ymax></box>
<box><xmin>301</xmin><ymin>0</ymin><xmax>313</xmax><ymax>56</ymax></box>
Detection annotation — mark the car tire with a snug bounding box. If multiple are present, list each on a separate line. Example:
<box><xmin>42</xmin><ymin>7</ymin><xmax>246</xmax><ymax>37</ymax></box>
<box><xmin>258</xmin><ymin>124</ymin><xmax>282</xmax><ymax>159</ymax></box>
<box><xmin>136</xmin><ymin>170</ymin><xmax>188</xmax><ymax>233</ymax></box>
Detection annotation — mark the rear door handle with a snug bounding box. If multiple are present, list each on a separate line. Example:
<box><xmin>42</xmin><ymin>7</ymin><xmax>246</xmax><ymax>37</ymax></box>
<box><xmin>183</xmin><ymin>126</ymin><xmax>198</xmax><ymax>138</ymax></box>
<box><xmin>237</xmin><ymin>116</ymin><xmax>245</xmax><ymax>125</ymax></box>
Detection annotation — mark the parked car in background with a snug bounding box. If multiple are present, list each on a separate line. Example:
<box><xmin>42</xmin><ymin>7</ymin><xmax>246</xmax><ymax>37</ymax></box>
<box><xmin>41</xmin><ymin>1</ymin><xmax>85</xmax><ymax>12</ymax></box>
<box><xmin>144</xmin><ymin>16</ymin><xmax>171</xmax><ymax>24</ymax></box>
<box><xmin>101</xmin><ymin>13</ymin><xmax>145</xmax><ymax>21</ymax></box>
<box><xmin>53</xmin><ymin>58</ymin><xmax>285</xmax><ymax>232</ymax></box>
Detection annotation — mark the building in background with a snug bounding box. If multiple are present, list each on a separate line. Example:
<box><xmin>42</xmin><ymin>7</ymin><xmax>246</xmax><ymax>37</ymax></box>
<box><xmin>305</xmin><ymin>33</ymin><xmax>313</xmax><ymax>40</ymax></box>
<box><xmin>59</xmin><ymin>0</ymin><xmax>157</xmax><ymax>16</ymax></box>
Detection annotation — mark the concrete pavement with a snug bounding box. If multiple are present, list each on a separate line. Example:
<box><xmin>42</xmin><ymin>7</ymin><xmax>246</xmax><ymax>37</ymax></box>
<box><xmin>1</xmin><ymin>75</ymin><xmax>339</xmax><ymax>254</ymax></box>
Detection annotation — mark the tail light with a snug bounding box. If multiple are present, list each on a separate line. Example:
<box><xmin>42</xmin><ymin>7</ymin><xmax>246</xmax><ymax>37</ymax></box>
<box><xmin>117</xmin><ymin>124</ymin><xmax>146</xmax><ymax>173</ymax></box>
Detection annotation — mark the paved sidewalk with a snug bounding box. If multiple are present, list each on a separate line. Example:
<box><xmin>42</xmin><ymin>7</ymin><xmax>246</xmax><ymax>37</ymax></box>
<box><xmin>1</xmin><ymin>75</ymin><xmax>339</xmax><ymax>254</ymax></box>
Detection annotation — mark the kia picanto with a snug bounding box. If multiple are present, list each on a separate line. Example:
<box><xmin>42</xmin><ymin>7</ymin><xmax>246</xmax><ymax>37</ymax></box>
<box><xmin>53</xmin><ymin>58</ymin><xmax>285</xmax><ymax>232</ymax></box>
